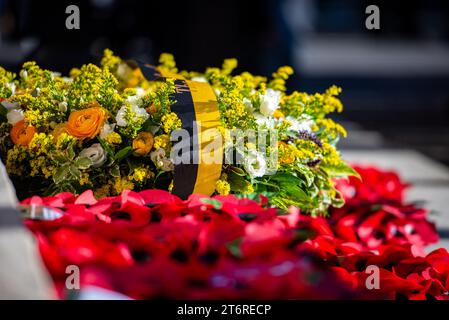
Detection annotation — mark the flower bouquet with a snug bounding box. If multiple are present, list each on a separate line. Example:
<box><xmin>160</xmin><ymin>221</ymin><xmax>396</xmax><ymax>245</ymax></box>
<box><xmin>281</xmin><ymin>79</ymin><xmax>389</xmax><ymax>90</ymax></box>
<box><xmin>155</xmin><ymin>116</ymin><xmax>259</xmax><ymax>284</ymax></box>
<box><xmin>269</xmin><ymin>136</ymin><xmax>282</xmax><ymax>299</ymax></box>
<box><xmin>0</xmin><ymin>49</ymin><xmax>357</xmax><ymax>214</ymax></box>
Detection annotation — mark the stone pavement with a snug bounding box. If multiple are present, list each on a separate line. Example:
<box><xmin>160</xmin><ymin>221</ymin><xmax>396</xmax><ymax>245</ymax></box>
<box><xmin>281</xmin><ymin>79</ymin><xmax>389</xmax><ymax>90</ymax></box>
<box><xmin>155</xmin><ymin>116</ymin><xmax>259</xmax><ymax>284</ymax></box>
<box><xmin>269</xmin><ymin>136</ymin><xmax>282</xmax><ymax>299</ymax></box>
<box><xmin>342</xmin><ymin>149</ymin><xmax>449</xmax><ymax>252</ymax></box>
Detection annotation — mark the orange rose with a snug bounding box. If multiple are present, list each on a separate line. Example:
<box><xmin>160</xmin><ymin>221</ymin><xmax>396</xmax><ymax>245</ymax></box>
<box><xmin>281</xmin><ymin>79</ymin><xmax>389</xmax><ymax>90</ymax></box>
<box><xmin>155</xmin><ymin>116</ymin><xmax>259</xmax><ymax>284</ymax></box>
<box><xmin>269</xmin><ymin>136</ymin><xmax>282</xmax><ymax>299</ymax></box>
<box><xmin>132</xmin><ymin>132</ymin><xmax>154</xmax><ymax>156</ymax></box>
<box><xmin>145</xmin><ymin>104</ymin><xmax>158</xmax><ymax>115</ymax></box>
<box><xmin>66</xmin><ymin>107</ymin><xmax>106</xmax><ymax>139</ymax></box>
<box><xmin>10</xmin><ymin>120</ymin><xmax>37</xmax><ymax>147</ymax></box>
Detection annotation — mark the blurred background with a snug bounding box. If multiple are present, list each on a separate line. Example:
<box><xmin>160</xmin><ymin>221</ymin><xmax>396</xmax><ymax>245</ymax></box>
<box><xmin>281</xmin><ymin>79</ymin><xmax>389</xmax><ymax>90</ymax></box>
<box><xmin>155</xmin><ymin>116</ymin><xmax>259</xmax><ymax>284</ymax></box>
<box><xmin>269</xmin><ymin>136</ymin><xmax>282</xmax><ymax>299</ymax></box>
<box><xmin>0</xmin><ymin>0</ymin><xmax>449</xmax><ymax>166</ymax></box>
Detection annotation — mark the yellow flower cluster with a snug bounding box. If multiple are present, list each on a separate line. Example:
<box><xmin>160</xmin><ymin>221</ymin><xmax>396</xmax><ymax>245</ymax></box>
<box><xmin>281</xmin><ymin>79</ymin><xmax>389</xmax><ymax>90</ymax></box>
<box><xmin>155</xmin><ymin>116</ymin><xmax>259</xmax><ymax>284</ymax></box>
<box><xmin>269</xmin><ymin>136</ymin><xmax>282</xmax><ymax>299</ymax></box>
<box><xmin>314</xmin><ymin>118</ymin><xmax>347</xmax><ymax>141</ymax></box>
<box><xmin>159</xmin><ymin>53</ymin><xmax>178</xmax><ymax>73</ymax></box>
<box><xmin>161</xmin><ymin>112</ymin><xmax>182</xmax><ymax>133</ymax></box>
<box><xmin>215</xmin><ymin>179</ymin><xmax>231</xmax><ymax>196</ymax></box>
<box><xmin>113</xmin><ymin>177</ymin><xmax>135</xmax><ymax>195</ymax></box>
<box><xmin>105</xmin><ymin>132</ymin><xmax>122</xmax><ymax>144</ymax></box>
<box><xmin>128</xmin><ymin>167</ymin><xmax>153</xmax><ymax>183</ymax></box>
<box><xmin>221</xmin><ymin>58</ymin><xmax>238</xmax><ymax>76</ymax></box>
<box><xmin>243</xmin><ymin>182</ymin><xmax>254</xmax><ymax>194</ymax></box>
<box><xmin>94</xmin><ymin>184</ymin><xmax>111</xmax><ymax>199</ymax></box>
<box><xmin>269</xmin><ymin>66</ymin><xmax>294</xmax><ymax>92</ymax></box>
<box><xmin>79</xmin><ymin>172</ymin><xmax>90</xmax><ymax>186</ymax></box>
<box><xmin>6</xmin><ymin>146</ymin><xmax>27</xmax><ymax>176</ymax></box>
<box><xmin>321</xmin><ymin>143</ymin><xmax>341</xmax><ymax>167</ymax></box>
<box><xmin>153</xmin><ymin>134</ymin><xmax>170</xmax><ymax>150</ymax></box>
<box><xmin>278</xmin><ymin>141</ymin><xmax>316</xmax><ymax>165</ymax></box>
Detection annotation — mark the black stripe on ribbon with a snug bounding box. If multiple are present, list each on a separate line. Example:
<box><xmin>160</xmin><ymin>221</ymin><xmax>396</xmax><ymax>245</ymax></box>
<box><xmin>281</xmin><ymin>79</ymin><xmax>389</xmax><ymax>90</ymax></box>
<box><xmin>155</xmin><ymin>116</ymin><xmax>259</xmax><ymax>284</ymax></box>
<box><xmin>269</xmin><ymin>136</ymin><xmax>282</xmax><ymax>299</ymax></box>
<box><xmin>134</xmin><ymin>60</ymin><xmax>163</xmax><ymax>81</ymax></box>
<box><xmin>169</xmin><ymin>79</ymin><xmax>198</xmax><ymax>199</ymax></box>
<box><xmin>134</xmin><ymin>61</ymin><xmax>199</xmax><ymax>199</ymax></box>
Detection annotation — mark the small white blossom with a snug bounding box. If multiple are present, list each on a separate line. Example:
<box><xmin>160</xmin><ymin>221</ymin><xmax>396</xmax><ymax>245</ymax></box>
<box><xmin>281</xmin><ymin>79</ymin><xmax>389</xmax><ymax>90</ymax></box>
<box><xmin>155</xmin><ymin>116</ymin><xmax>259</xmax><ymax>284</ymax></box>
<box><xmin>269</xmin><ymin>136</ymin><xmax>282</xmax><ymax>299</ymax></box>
<box><xmin>100</xmin><ymin>123</ymin><xmax>116</xmax><ymax>139</ymax></box>
<box><xmin>6</xmin><ymin>109</ymin><xmax>24</xmax><ymax>125</ymax></box>
<box><xmin>150</xmin><ymin>148</ymin><xmax>174</xmax><ymax>172</ymax></box>
<box><xmin>59</xmin><ymin>101</ymin><xmax>68</xmax><ymax>113</ymax></box>
<box><xmin>150</xmin><ymin>148</ymin><xmax>166</xmax><ymax>164</ymax></box>
<box><xmin>243</xmin><ymin>97</ymin><xmax>254</xmax><ymax>113</ymax></box>
<box><xmin>116</xmin><ymin>63</ymin><xmax>128</xmax><ymax>79</ymax></box>
<box><xmin>6</xmin><ymin>82</ymin><xmax>16</xmax><ymax>95</ymax></box>
<box><xmin>115</xmin><ymin>104</ymin><xmax>149</xmax><ymax>127</ymax></box>
<box><xmin>1</xmin><ymin>100</ymin><xmax>18</xmax><ymax>109</ymax></box>
<box><xmin>20</xmin><ymin>70</ymin><xmax>28</xmax><ymax>79</ymax></box>
<box><xmin>244</xmin><ymin>151</ymin><xmax>267</xmax><ymax>178</ymax></box>
<box><xmin>80</xmin><ymin>143</ymin><xmax>107</xmax><ymax>168</ymax></box>
<box><xmin>160</xmin><ymin>158</ymin><xmax>174</xmax><ymax>172</ymax></box>
<box><xmin>125</xmin><ymin>88</ymin><xmax>146</xmax><ymax>106</ymax></box>
<box><xmin>286</xmin><ymin>115</ymin><xmax>314</xmax><ymax>133</ymax></box>
<box><xmin>254</xmin><ymin>113</ymin><xmax>277</xmax><ymax>129</ymax></box>
<box><xmin>259</xmin><ymin>89</ymin><xmax>281</xmax><ymax>116</ymax></box>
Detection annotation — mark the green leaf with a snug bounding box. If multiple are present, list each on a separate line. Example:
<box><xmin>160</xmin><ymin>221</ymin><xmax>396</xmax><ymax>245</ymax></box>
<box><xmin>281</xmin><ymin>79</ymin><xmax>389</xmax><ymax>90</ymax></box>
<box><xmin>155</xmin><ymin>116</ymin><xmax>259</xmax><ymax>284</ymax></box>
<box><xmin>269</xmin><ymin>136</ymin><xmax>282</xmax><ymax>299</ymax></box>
<box><xmin>200</xmin><ymin>198</ymin><xmax>222</xmax><ymax>210</ymax></box>
<box><xmin>141</xmin><ymin>118</ymin><xmax>161</xmax><ymax>133</ymax></box>
<box><xmin>67</xmin><ymin>143</ymin><xmax>76</xmax><ymax>160</ymax></box>
<box><xmin>53</xmin><ymin>165</ymin><xmax>70</xmax><ymax>184</ymax></box>
<box><xmin>114</xmin><ymin>146</ymin><xmax>133</xmax><ymax>161</ymax></box>
<box><xmin>110</xmin><ymin>165</ymin><xmax>120</xmax><ymax>177</ymax></box>
<box><xmin>126</xmin><ymin>157</ymin><xmax>141</xmax><ymax>172</ymax></box>
<box><xmin>270</xmin><ymin>173</ymin><xmax>310</xmax><ymax>201</ymax></box>
<box><xmin>255</xmin><ymin>179</ymin><xmax>280</xmax><ymax>189</ymax></box>
<box><xmin>284</xmin><ymin>184</ymin><xmax>309</xmax><ymax>201</ymax></box>
<box><xmin>229</xmin><ymin>166</ymin><xmax>246</xmax><ymax>176</ymax></box>
<box><xmin>321</xmin><ymin>161</ymin><xmax>361</xmax><ymax>179</ymax></box>
<box><xmin>271</xmin><ymin>173</ymin><xmax>305</xmax><ymax>189</ymax></box>
<box><xmin>51</xmin><ymin>152</ymin><xmax>69</xmax><ymax>164</ymax></box>
<box><xmin>295</xmin><ymin>164</ymin><xmax>315</xmax><ymax>187</ymax></box>
<box><xmin>68</xmin><ymin>165</ymin><xmax>81</xmax><ymax>181</ymax></box>
<box><xmin>228</xmin><ymin>171</ymin><xmax>248</xmax><ymax>193</ymax></box>
<box><xmin>74</xmin><ymin>157</ymin><xmax>92</xmax><ymax>170</ymax></box>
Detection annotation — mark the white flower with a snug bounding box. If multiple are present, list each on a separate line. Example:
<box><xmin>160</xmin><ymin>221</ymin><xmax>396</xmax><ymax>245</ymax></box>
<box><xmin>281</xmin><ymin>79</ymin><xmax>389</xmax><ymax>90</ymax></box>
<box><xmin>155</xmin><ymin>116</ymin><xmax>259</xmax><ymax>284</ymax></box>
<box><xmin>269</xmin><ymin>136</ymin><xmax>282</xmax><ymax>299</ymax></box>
<box><xmin>244</xmin><ymin>151</ymin><xmax>267</xmax><ymax>178</ymax></box>
<box><xmin>150</xmin><ymin>148</ymin><xmax>166</xmax><ymax>164</ymax></box>
<box><xmin>259</xmin><ymin>89</ymin><xmax>281</xmax><ymax>116</ymax></box>
<box><xmin>254</xmin><ymin>113</ymin><xmax>277</xmax><ymax>129</ymax></box>
<box><xmin>6</xmin><ymin>109</ymin><xmax>24</xmax><ymax>125</ymax></box>
<box><xmin>286</xmin><ymin>115</ymin><xmax>314</xmax><ymax>133</ymax></box>
<box><xmin>20</xmin><ymin>70</ymin><xmax>28</xmax><ymax>79</ymax></box>
<box><xmin>160</xmin><ymin>158</ymin><xmax>174</xmax><ymax>172</ymax></box>
<box><xmin>214</xmin><ymin>88</ymin><xmax>221</xmax><ymax>97</ymax></box>
<box><xmin>125</xmin><ymin>88</ymin><xmax>146</xmax><ymax>106</ymax></box>
<box><xmin>59</xmin><ymin>101</ymin><xmax>68</xmax><ymax>113</ymax></box>
<box><xmin>79</xmin><ymin>143</ymin><xmax>107</xmax><ymax>168</ymax></box>
<box><xmin>100</xmin><ymin>123</ymin><xmax>116</xmax><ymax>139</ymax></box>
<box><xmin>150</xmin><ymin>149</ymin><xmax>174</xmax><ymax>172</ymax></box>
<box><xmin>243</xmin><ymin>97</ymin><xmax>254</xmax><ymax>113</ymax></box>
<box><xmin>191</xmin><ymin>76</ymin><xmax>208</xmax><ymax>83</ymax></box>
<box><xmin>115</xmin><ymin>104</ymin><xmax>149</xmax><ymax>127</ymax></box>
<box><xmin>6</xmin><ymin>82</ymin><xmax>16</xmax><ymax>95</ymax></box>
<box><xmin>116</xmin><ymin>63</ymin><xmax>129</xmax><ymax>79</ymax></box>
<box><xmin>1</xmin><ymin>100</ymin><xmax>18</xmax><ymax>109</ymax></box>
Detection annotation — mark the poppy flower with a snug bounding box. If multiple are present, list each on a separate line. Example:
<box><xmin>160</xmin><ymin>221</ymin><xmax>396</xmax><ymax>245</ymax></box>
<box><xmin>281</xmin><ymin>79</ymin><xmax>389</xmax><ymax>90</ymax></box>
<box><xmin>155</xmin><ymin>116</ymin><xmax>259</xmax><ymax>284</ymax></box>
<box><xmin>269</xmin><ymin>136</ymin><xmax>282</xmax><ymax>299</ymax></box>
<box><xmin>19</xmin><ymin>166</ymin><xmax>449</xmax><ymax>300</ymax></box>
